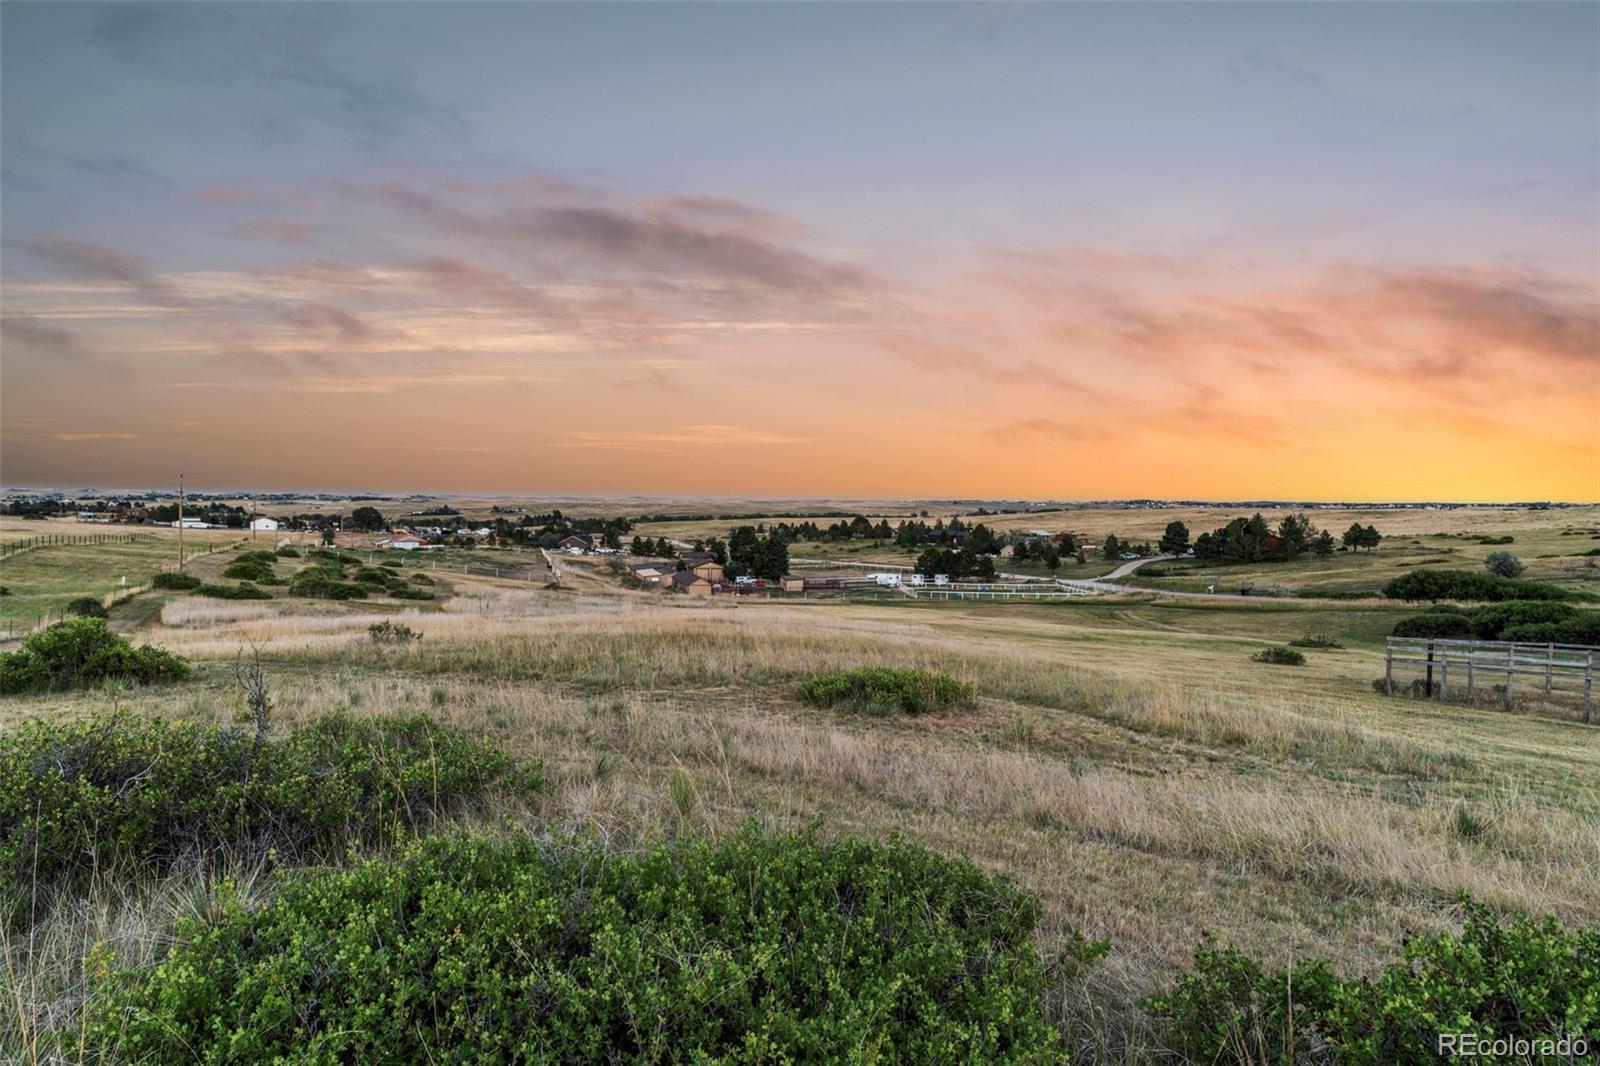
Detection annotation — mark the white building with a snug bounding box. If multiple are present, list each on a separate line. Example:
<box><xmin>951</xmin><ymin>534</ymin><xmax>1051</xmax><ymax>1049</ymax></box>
<box><xmin>250</xmin><ymin>517</ymin><xmax>281</xmax><ymax>531</ymax></box>
<box><xmin>173</xmin><ymin>516</ymin><xmax>212</xmax><ymax>529</ymax></box>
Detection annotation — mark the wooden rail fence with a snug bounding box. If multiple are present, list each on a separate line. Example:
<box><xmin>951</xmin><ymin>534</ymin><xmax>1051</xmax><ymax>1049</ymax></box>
<box><xmin>1384</xmin><ymin>636</ymin><xmax>1594</xmax><ymax>722</ymax></box>
<box><xmin>1</xmin><ymin>532</ymin><xmax>147</xmax><ymax>559</ymax></box>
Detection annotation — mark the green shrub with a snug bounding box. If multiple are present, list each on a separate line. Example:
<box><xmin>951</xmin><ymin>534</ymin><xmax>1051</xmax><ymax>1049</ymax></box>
<box><xmin>289</xmin><ymin>570</ymin><xmax>369</xmax><ymax>600</ymax></box>
<box><xmin>1483</xmin><ymin>550</ymin><xmax>1526</xmax><ymax>578</ymax></box>
<box><xmin>1149</xmin><ymin>900</ymin><xmax>1600</xmax><ymax>1065</ymax></box>
<box><xmin>198</xmin><ymin>582</ymin><xmax>272</xmax><ymax>600</ymax></box>
<box><xmin>387</xmin><ymin>585</ymin><xmax>434</xmax><ymax>600</ymax></box>
<box><xmin>1251</xmin><ymin>646</ymin><xmax>1305</xmax><ymax>665</ymax></box>
<box><xmin>1469</xmin><ymin>601</ymin><xmax>1578</xmax><ymax>640</ymax></box>
<box><xmin>1384</xmin><ymin>569</ymin><xmax>1568</xmax><ymax>603</ymax></box>
<box><xmin>409</xmin><ymin>572</ymin><xmax>435</xmax><ymax>586</ymax></box>
<box><xmin>798</xmin><ymin>667</ymin><xmax>974</xmax><ymax>715</ymax></box>
<box><xmin>64</xmin><ymin>596</ymin><xmax>108</xmax><ymax>618</ymax></box>
<box><xmin>222</xmin><ymin>558</ymin><xmax>276</xmax><ymax>582</ymax></box>
<box><xmin>0</xmin><ymin>619</ymin><xmax>189</xmax><ymax>695</ymax></box>
<box><xmin>275</xmin><ymin>545</ymin><xmax>300</xmax><ymax>558</ymax></box>
<box><xmin>151</xmin><ymin>571</ymin><xmax>202</xmax><ymax>590</ymax></box>
<box><xmin>1392</xmin><ymin>613</ymin><xmax>1473</xmax><ymax>639</ymax></box>
<box><xmin>87</xmin><ymin>826</ymin><xmax>1061</xmax><ymax>1063</ymax></box>
<box><xmin>235</xmin><ymin>549</ymin><xmax>279</xmax><ymax>565</ymax></box>
<box><xmin>1502</xmin><ymin>614</ymin><xmax>1600</xmax><ymax>646</ymax></box>
<box><xmin>1288</xmin><ymin>634</ymin><xmax>1342</xmax><ymax>649</ymax></box>
<box><xmin>1477</xmin><ymin>534</ymin><xmax>1515</xmax><ymax>545</ymax></box>
<box><xmin>368</xmin><ymin>620</ymin><xmax>420</xmax><ymax>645</ymax></box>
<box><xmin>0</xmin><ymin>711</ymin><xmax>533</xmax><ymax>895</ymax></box>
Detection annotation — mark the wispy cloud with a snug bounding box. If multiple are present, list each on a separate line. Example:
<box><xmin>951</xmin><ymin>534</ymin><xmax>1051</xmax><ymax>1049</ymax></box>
<box><xmin>553</xmin><ymin>425</ymin><xmax>812</xmax><ymax>450</ymax></box>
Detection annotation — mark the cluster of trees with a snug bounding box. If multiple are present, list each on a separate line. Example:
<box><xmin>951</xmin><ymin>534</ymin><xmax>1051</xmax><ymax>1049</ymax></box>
<box><xmin>724</xmin><ymin>526</ymin><xmax>790</xmax><ymax>581</ymax></box>
<box><xmin>1341</xmin><ymin>523</ymin><xmax>1383</xmax><ymax>551</ymax></box>
<box><xmin>1009</xmin><ymin>539</ymin><xmax>1062</xmax><ymax>571</ymax></box>
<box><xmin>629</xmin><ymin>535</ymin><xmax>675</xmax><ymax>557</ymax></box>
<box><xmin>1102</xmin><ymin>533</ymin><xmax>1156</xmax><ymax>560</ymax></box>
<box><xmin>1160</xmin><ymin>514</ymin><xmax>1367</xmax><ymax>564</ymax></box>
<box><xmin>914</xmin><ymin>547</ymin><xmax>997</xmax><ymax>581</ymax></box>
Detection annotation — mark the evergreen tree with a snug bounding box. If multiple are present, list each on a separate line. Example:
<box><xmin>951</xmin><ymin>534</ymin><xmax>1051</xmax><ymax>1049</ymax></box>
<box><xmin>1158</xmin><ymin>521</ymin><xmax>1190</xmax><ymax>556</ymax></box>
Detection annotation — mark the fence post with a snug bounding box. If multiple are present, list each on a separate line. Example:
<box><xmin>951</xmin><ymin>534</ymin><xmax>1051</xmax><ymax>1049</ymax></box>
<box><xmin>1385</xmin><ymin>642</ymin><xmax>1394</xmax><ymax>694</ymax></box>
<box><xmin>1505</xmin><ymin>646</ymin><xmax>1514</xmax><ymax>709</ymax></box>
<box><xmin>1466</xmin><ymin>655</ymin><xmax>1475</xmax><ymax>701</ymax></box>
<box><xmin>1546</xmin><ymin>644</ymin><xmax>1554</xmax><ymax>694</ymax></box>
<box><xmin>1585</xmin><ymin>652</ymin><xmax>1593</xmax><ymax>725</ymax></box>
<box><xmin>1425</xmin><ymin>642</ymin><xmax>1435</xmax><ymax>697</ymax></box>
<box><xmin>1440</xmin><ymin>656</ymin><xmax>1449</xmax><ymax>701</ymax></box>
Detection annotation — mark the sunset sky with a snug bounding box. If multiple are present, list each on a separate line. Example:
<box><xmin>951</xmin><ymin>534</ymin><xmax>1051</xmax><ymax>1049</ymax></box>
<box><xmin>2</xmin><ymin>2</ymin><xmax>1596</xmax><ymax>500</ymax></box>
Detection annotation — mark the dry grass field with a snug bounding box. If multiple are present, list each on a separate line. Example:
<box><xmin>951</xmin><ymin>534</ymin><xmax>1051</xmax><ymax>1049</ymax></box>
<box><xmin>4</xmin><ymin>504</ymin><xmax>1599</xmax><ymax>1060</ymax></box>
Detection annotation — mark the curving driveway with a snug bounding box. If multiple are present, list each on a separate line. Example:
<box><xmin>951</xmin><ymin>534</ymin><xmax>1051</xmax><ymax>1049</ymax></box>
<box><xmin>1057</xmin><ymin>555</ymin><xmax>1378</xmax><ymax>606</ymax></box>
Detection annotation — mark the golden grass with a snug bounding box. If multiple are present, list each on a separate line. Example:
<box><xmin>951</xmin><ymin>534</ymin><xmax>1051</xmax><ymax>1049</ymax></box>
<box><xmin>5</xmin><ymin>542</ymin><xmax>1599</xmax><ymax>1062</ymax></box>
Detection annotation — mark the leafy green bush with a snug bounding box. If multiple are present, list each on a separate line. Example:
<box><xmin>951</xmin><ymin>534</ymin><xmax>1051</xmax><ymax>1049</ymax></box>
<box><xmin>1502</xmin><ymin>614</ymin><xmax>1600</xmax><ymax>646</ymax></box>
<box><xmin>1470</xmin><ymin>601</ymin><xmax>1579</xmax><ymax>640</ymax></box>
<box><xmin>1288</xmin><ymin>634</ymin><xmax>1342</xmax><ymax>648</ymax></box>
<box><xmin>1149</xmin><ymin>900</ymin><xmax>1599</xmax><ymax>1065</ymax></box>
<box><xmin>1392</xmin><ymin>613</ymin><xmax>1473</xmax><ymax>639</ymax></box>
<box><xmin>87</xmin><ymin>826</ymin><xmax>1061</xmax><ymax>1063</ymax></box>
<box><xmin>151</xmin><ymin>571</ymin><xmax>202</xmax><ymax>590</ymax></box>
<box><xmin>798</xmin><ymin>667</ymin><xmax>974</xmax><ymax>715</ymax></box>
<box><xmin>1251</xmin><ymin>646</ymin><xmax>1305</xmax><ymax>665</ymax></box>
<box><xmin>222</xmin><ymin>558</ymin><xmax>276</xmax><ymax>582</ymax></box>
<box><xmin>289</xmin><ymin>570</ymin><xmax>369</xmax><ymax>600</ymax></box>
<box><xmin>409</xmin><ymin>572</ymin><xmax>435</xmax><ymax>586</ymax></box>
<box><xmin>1483</xmin><ymin>551</ymin><xmax>1526</xmax><ymax>578</ymax></box>
<box><xmin>198</xmin><ymin>582</ymin><xmax>272</xmax><ymax>600</ymax></box>
<box><xmin>275</xmin><ymin>545</ymin><xmax>300</xmax><ymax>558</ymax></box>
<box><xmin>235</xmin><ymin>549</ymin><xmax>279</xmax><ymax>565</ymax></box>
<box><xmin>65</xmin><ymin>596</ymin><xmax>108</xmax><ymax>618</ymax></box>
<box><xmin>1384</xmin><ymin>569</ymin><xmax>1568</xmax><ymax>603</ymax></box>
<box><xmin>1477</xmin><ymin>534</ymin><xmax>1515</xmax><ymax>545</ymax></box>
<box><xmin>0</xmin><ymin>711</ymin><xmax>534</xmax><ymax>894</ymax></box>
<box><xmin>388</xmin><ymin>584</ymin><xmax>434</xmax><ymax>600</ymax></box>
<box><xmin>0</xmin><ymin>619</ymin><xmax>189</xmax><ymax>695</ymax></box>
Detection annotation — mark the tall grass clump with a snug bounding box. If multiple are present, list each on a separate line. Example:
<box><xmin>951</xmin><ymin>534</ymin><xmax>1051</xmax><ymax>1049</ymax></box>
<box><xmin>85</xmin><ymin>826</ymin><xmax>1063</xmax><ymax>1063</ymax></box>
<box><xmin>798</xmin><ymin>667</ymin><xmax>974</xmax><ymax>715</ymax></box>
<box><xmin>0</xmin><ymin>711</ymin><xmax>539</xmax><ymax>905</ymax></box>
<box><xmin>0</xmin><ymin>619</ymin><xmax>188</xmax><ymax>695</ymax></box>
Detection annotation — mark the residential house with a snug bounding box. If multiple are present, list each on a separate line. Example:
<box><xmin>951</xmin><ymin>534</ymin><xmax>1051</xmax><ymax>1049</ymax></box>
<box><xmin>250</xmin><ymin>517</ymin><xmax>281</xmax><ymax>532</ymax></box>
<box><xmin>556</xmin><ymin>533</ymin><xmax>594</xmax><ymax>552</ymax></box>
<box><xmin>380</xmin><ymin>534</ymin><xmax>425</xmax><ymax>551</ymax></box>
<box><xmin>670</xmin><ymin>570</ymin><xmax>714</xmax><ymax>597</ymax></box>
<box><xmin>629</xmin><ymin>562</ymin><xmax>672</xmax><ymax>585</ymax></box>
<box><xmin>689</xmin><ymin>559</ymin><xmax>725</xmax><ymax>584</ymax></box>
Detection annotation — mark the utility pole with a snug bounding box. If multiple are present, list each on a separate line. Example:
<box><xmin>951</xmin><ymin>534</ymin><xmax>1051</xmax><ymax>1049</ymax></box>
<box><xmin>250</xmin><ymin>496</ymin><xmax>257</xmax><ymax>542</ymax></box>
<box><xmin>177</xmin><ymin>473</ymin><xmax>185</xmax><ymax>569</ymax></box>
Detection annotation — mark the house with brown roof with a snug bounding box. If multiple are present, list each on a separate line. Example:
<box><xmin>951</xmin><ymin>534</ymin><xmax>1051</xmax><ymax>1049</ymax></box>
<box><xmin>671</xmin><ymin>569</ymin><xmax>715</xmax><ymax>597</ymax></box>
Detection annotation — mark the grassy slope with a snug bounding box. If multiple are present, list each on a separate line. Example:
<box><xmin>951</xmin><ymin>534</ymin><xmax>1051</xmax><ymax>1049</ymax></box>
<box><xmin>4</xmin><ymin>507</ymin><xmax>1599</xmax><ymax>1059</ymax></box>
